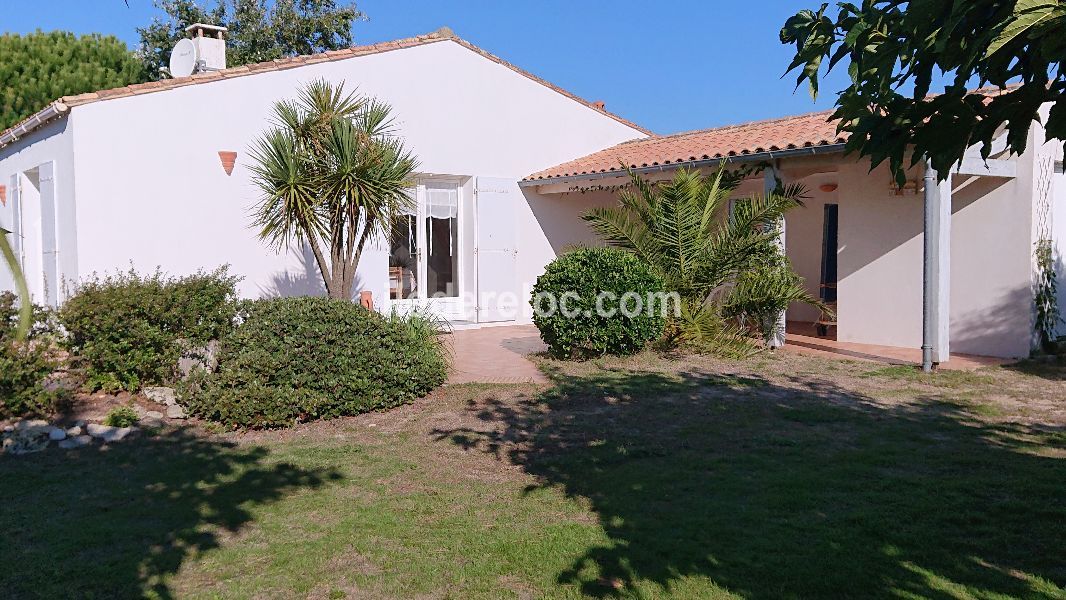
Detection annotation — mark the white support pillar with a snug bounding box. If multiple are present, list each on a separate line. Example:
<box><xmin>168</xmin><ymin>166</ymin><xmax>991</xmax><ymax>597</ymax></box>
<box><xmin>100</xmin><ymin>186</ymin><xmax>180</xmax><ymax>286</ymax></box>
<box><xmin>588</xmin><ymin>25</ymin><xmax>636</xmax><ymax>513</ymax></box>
<box><xmin>765</xmin><ymin>162</ymin><xmax>787</xmax><ymax>348</ymax></box>
<box><xmin>922</xmin><ymin>160</ymin><xmax>951</xmax><ymax>370</ymax></box>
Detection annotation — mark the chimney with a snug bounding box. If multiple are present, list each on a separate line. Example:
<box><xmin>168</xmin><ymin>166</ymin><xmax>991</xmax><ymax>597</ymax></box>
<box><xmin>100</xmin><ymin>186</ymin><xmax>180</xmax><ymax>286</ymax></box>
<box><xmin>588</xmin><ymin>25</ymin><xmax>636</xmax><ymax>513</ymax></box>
<box><xmin>592</xmin><ymin>100</ymin><xmax>606</xmax><ymax>111</ymax></box>
<box><xmin>185</xmin><ymin>23</ymin><xmax>228</xmax><ymax>71</ymax></box>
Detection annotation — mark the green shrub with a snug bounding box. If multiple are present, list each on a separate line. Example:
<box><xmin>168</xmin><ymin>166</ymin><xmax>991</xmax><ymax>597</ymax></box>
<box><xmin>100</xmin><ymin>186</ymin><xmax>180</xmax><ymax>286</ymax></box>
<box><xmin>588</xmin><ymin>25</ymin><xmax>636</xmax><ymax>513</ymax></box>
<box><xmin>104</xmin><ymin>405</ymin><xmax>139</xmax><ymax>428</ymax></box>
<box><xmin>0</xmin><ymin>292</ymin><xmax>67</xmax><ymax>418</ymax></box>
<box><xmin>59</xmin><ymin>267</ymin><xmax>240</xmax><ymax>392</ymax></box>
<box><xmin>0</xmin><ymin>342</ymin><xmax>67</xmax><ymax>418</ymax></box>
<box><xmin>182</xmin><ymin>297</ymin><xmax>449</xmax><ymax>429</ymax></box>
<box><xmin>0</xmin><ymin>291</ymin><xmax>59</xmax><ymax>342</ymax></box>
<box><xmin>531</xmin><ymin>247</ymin><xmax>667</xmax><ymax>359</ymax></box>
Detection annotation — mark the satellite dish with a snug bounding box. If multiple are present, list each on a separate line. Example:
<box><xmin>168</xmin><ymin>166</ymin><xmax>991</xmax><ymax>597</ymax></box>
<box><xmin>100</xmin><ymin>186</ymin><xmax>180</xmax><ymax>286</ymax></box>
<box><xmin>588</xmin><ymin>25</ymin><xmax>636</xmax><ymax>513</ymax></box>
<box><xmin>169</xmin><ymin>38</ymin><xmax>198</xmax><ymax>77</ymax></box>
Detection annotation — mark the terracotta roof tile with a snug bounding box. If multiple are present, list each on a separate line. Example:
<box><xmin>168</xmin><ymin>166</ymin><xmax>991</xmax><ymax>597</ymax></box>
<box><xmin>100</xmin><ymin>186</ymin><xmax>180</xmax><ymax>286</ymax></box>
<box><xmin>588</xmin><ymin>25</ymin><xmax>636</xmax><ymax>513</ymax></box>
<box><xmin>1</xmin><ymin>28</ymin><xmax>648</xmax><ymax>148</ymax></box>
<box><xmin>524</xmin><ymin>110</ymin><xmax>847</xmax><ymax>182</ymax></box>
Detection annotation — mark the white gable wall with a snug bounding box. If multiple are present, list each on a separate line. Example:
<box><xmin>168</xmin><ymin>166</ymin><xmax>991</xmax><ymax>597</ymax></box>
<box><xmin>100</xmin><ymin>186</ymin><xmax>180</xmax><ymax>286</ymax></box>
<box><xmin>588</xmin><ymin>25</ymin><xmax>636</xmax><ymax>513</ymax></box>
<box><xmin>67</xmin><ymin>40</ymin><xmax>645</xmax><ymax>311</ymax></box>
<box><xmin>0</xmin><ymin>118</ymin><xmax>78</xmax><ymax>303</ymax></box>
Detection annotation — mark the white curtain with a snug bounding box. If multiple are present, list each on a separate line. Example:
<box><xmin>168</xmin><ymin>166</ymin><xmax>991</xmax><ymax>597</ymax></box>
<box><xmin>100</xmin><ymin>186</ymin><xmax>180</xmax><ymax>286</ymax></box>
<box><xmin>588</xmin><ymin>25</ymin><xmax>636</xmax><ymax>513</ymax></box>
<box><xmin>425</xmin><ymin>185</ymin><xmax>458</xmax><ymax>220</ymax></box>
<box><xmin>425</xmin><ymin>184</ymin><xmax>457</xmax><ymax>257</ymax></box>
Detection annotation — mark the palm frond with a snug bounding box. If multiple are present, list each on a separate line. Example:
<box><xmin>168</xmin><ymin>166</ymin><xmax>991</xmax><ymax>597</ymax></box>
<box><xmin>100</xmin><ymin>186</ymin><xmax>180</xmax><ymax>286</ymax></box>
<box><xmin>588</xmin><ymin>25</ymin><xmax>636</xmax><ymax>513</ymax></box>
<box><xmin>582</xmin><ymin>162</ymin><xmax>819</xmax><ymax>356</ymax></box>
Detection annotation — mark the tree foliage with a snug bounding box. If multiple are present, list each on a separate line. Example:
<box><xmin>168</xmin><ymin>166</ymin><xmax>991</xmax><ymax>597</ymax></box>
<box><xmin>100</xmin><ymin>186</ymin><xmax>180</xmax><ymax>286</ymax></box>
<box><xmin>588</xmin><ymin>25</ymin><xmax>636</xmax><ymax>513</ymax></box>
<box><xmin>248</xmin><ymin>79</ymin><xmax>418</xmax><ymax>300</ymax></box>
<box><xmin>582</xmin><ymin>166</ymin><xmax>822</xmax><ymax>355</ymax></box>
<box><xmin>0</xmin><ymin>30</ymin><xmax>144</xmax><ymax>130</ymax></box>
<box><xmin>137</xmin><ymin>0</ymin><xmax>364</xmax><ymax>80</ymax></box>
<box><xmin>781</xmin><ymin>1</ymin><xmax>1066</xmax><ymax>183</ymax></box>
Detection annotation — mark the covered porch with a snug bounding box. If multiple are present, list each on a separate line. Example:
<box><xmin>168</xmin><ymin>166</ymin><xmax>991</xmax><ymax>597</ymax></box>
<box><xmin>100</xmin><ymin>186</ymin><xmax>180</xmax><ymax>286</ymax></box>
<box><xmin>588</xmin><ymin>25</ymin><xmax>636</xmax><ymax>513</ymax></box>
<box><xmin>521</xmin><ymin>110</ymin><xmax>1031</xmax><ymax>366</ymax></box>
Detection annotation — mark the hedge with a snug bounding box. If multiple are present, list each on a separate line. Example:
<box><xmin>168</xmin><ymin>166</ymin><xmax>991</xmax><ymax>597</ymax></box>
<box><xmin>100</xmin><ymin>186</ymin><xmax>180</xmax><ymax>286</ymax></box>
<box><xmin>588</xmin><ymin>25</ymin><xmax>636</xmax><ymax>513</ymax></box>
<box><xmin>59</xmin><ymin>267</ymin><xmax>239</xmax><ymax>392</ymax></box>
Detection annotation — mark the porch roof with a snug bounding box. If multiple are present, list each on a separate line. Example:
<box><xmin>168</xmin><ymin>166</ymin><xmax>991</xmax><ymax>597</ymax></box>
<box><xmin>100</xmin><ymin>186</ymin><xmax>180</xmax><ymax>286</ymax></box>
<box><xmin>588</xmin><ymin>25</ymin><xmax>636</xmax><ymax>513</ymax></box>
<box><xmin>523</xmin><ymin>109</ymin><xmax>847</xmax><ymax>183</ymax></box>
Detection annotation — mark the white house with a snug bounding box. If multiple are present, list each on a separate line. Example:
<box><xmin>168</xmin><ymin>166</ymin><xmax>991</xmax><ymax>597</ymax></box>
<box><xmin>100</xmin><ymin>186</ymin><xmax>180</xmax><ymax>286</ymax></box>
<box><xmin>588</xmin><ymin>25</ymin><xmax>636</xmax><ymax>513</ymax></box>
<box><xmin>2</xmin><ymin>27</ymin><xmax>1064</xmax><ymax>362</ymax></box>
<box><xmin>0</xmin><ymin>28</ymin><xmax>648</xmax><ymax>325</ymax></box>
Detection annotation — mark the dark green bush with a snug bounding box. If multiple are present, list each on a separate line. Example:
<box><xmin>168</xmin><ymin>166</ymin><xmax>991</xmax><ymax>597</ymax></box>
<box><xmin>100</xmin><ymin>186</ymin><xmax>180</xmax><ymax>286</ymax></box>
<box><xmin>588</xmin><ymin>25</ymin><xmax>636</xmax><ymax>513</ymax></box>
<box><xmin>0</xmin><ymin>292</ymin><xmax>67</xmax><ymax>418</ymax></box>
<box><xmin>182</xmin><ymin>297</ymin><xmax>449</xmax><ymax>429</ymax></box>
<box><xmin>531</xmin><ymin>247</ymin><xmax>667</xmax><ymax>359</ymax></box>
<box><xmin>59</xmin><ymin>267</ymin><xmax>240</xmax><ymax>392</ymax></box>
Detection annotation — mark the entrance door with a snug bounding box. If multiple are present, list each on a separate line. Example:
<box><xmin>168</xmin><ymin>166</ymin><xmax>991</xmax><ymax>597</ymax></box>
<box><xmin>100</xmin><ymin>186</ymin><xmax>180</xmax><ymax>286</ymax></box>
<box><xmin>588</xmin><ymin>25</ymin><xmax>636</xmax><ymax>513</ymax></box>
<box><xmin>389</xmin><ymin>179</ymin><xmax>463</xmax><ymax>319</ymax></box>
<box><xmin>816</xmin><ymin>203</ymin><xmax>839</xmax><ymax>337</ymax></box>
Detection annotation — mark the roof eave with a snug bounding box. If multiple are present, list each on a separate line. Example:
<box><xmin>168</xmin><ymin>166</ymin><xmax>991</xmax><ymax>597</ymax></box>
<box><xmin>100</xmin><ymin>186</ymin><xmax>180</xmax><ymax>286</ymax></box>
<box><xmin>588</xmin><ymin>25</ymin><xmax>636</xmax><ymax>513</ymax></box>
<box><xmin>519</xmin><ymin>143</ymin><xmax>849</xmax><ymax>188</ymax></box>
<box><xmin>0</xmin><ymin>102</ymin><xmax>70</xmax><ymax>150</ymax></box>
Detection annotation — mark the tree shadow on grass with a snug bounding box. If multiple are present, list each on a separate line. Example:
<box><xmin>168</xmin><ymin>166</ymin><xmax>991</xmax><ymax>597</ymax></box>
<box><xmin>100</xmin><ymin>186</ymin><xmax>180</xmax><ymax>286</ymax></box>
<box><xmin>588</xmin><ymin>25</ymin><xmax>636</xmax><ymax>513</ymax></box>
<box><xmin>0</xmin><ymin>427</ymin><xmax>341</xmax><ymax>599</ymax></box>
<box><xmin>436</xmin><ymin>363</ymin><xmax>1066</xmax><ymax>598</ymax></box>
<box><xmin>1004</xmin><ymin>357</ymin><xmax>1066</xmax><ymax>381</ymax></box>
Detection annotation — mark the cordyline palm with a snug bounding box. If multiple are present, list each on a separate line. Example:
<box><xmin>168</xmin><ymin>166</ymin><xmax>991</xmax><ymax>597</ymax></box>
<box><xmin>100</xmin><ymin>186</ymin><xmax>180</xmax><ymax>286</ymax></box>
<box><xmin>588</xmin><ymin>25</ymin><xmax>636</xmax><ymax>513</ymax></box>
<box><xmin>249</xmin><ymin>79</ymin><xmax>419</xmax><ymax>299</ymax></box>
<box><xmin>583</xmin><ymin>165</ymin><xmax>823</xmax><ymax>355</ymax></box>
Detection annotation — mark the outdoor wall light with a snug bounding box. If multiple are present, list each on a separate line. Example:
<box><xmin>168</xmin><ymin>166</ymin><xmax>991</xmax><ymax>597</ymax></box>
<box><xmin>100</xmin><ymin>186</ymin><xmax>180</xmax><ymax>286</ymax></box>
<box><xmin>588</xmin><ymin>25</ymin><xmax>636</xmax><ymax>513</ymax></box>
<box><xmin>819</xmin><ymin>183</ymin><xmax>838</xmax><ymax>193</ymax></box>
<box><xmin>888</xmin><ymin>180</ymin><xmax>919</xmax><ymax>195</ymax></box>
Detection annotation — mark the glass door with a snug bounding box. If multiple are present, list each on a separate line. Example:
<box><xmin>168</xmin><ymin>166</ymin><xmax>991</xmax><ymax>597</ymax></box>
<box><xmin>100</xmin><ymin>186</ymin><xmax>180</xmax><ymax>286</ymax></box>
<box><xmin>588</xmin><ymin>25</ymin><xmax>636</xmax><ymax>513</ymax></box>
<box><xmin>423</xmin><ymin>181</ymin><xmax>459</xmax><ymax>299</ymax></box>
<box><xmin>389</xmin><ymin>179</ymin><xmax>463</xmax><ymax>316</ymax></box>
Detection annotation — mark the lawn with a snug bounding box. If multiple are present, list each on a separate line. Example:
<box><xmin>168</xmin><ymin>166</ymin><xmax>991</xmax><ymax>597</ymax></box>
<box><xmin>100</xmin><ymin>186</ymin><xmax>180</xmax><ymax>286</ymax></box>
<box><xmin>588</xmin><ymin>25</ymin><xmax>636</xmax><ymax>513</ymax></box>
<box><xmin>2</xmin><ymin>352</ymin><xmax>1065</xmax><ymax>599</ymax></box>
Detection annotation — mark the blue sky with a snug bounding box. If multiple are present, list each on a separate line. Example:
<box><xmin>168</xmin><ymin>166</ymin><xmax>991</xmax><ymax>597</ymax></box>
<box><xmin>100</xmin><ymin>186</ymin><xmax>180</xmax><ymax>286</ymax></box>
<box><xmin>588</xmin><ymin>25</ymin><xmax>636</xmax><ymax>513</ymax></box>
<box><xmin>2</xmin><ymin>0</ymin><xmax>853</xmax><ymax>134</ymax></box>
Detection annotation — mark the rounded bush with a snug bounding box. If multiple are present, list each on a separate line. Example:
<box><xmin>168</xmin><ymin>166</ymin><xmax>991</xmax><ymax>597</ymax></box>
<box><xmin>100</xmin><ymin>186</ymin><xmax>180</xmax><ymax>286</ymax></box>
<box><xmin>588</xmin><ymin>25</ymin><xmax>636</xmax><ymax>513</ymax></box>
<box><xmin>183</xmin><ymin>297</ymin><xmax>448</xmax><ymax>429</ymax></box>
<box><xmin>531</xmin><ymin>247</ymin><xmax>666</xmax><ymax>359</ymax></box>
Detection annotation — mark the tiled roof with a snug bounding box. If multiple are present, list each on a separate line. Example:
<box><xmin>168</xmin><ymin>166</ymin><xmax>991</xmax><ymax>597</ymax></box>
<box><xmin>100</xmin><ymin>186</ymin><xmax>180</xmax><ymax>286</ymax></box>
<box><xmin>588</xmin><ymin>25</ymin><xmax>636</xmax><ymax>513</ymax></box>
<box><xmin>524</xmin><ymin>109</ymin><xmax>847</xmax><ymax>182</ymax></box>
<box><xmin>0</xmin><ymin>28</ymin><xmax>649</xmax><ymax>149</ymax></box>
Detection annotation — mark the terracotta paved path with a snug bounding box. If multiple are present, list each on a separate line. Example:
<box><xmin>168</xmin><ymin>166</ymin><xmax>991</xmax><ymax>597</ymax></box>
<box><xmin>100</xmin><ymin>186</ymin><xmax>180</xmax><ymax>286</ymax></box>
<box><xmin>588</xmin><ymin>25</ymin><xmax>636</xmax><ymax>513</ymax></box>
<box><xmin>443</xmin><ymin>322</ymin><xmax>1011</xmax><ymax>385</ymax></box>
<box><xmin>445</xmin><ymin>324</ymin><xmax>548</xmax><ymax>384</ymax></box>
<box><xmin>784</xmin><ymin>322</ymin><xmax>1012</xmax><ymax>371</ymax></box>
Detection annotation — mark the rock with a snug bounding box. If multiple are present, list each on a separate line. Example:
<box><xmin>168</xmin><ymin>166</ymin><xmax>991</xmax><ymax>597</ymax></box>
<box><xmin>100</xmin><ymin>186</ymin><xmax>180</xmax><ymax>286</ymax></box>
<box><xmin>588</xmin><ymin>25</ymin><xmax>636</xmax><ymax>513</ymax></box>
<box><xmin>165</xmin><ymin>405</ymin><xmax>187</xmax><ymax>420</ymax></box>
<box><xmin>143</xmin><ymin>386</ymin><xmax>177</xmax><ymax>406</ymax></box>
<box><xmin>74</xmin><ymin>420</ymin><xmax>85</xmax><ymax>428</ymax></box>
<box><xmin>178</xmin><ymin>340</ymin><xmax>219</xmax><ymax>379</ymax></box>
<box><xmin>58</xmin><ymin>435</ymin><xmax>92</xmax><ymax>449</ymax></box>
<box><xmin>2</xmin><ymin>429</ymin><xmax>49</xmax><ymax>455</ymax></box>
<box><xmin>86</xmin><ymin>423</ymin><xmax>135</xmax><ymax>442</ymax></box>
<box><xmin>16</xmin><ymin>419</ymin><xmax>50</xmax><ymax>432</ymax></box>
<box><xmin>66</xmin><ymin>425</ymin><xmax>83</xmax><ymax>437</ymax></box>
<box><xmin>2</xmin><ymin>424</ymin><xmax>13</xmax><ymax>433</ymax></box>
<box><xmin>48</xmin><ymin>427</ymin><xmax>67</xmax><ymax>441</ymax></box>
<box><xmin>141</xmin><ymin>411</ymin><xmax>165</xmax><ymax>428</ymax></box>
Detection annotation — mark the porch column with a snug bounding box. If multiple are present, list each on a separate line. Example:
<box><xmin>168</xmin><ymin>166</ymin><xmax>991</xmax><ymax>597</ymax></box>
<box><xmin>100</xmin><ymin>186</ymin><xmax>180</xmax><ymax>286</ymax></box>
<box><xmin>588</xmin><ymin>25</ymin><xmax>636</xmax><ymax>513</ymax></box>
<box><xmin>922</xmin><ymin>160</ymin><xmax>951</xmax><ymax>371</ymax></box>
<box><xmin>765</xmin><ymin>162</ymin><xmax>787</xmax><ymax>348</ymax></box>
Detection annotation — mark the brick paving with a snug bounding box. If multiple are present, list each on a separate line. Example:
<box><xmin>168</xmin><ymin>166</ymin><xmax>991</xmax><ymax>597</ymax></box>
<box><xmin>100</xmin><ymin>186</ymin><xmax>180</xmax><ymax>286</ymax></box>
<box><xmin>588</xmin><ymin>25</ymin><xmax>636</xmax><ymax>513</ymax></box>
<box><xmin>445</xmin><ymin>324</ymin><xmax>548</xmax><ymax>384</ymax></box>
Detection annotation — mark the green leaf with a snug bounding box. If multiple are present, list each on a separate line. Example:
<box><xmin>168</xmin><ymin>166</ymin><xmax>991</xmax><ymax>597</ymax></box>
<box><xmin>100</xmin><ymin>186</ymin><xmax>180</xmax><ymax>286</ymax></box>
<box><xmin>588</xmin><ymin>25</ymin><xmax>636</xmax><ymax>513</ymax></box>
<box><xmin>985</xmin><ymin>0</ymin><xmax>1058</xmax><ymax>57</ymax></box>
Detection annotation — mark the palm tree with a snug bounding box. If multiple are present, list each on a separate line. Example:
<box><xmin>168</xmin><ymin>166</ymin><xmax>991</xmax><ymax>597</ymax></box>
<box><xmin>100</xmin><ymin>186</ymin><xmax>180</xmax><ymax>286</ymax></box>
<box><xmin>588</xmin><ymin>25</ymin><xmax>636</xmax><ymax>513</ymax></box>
<box><xmin>1</xmin><ymin>227</ymin><xmax>31</xmax><ymax>340</ymax></box>
<box><xmin>582</xmin><ymin>165</ymin><xmax>823</xmax><ymax>355</ymax></box>
<box><xmin>249</xmin><ymin>79</ymin><xmax>419</xmax><ymax>300</ymax></box>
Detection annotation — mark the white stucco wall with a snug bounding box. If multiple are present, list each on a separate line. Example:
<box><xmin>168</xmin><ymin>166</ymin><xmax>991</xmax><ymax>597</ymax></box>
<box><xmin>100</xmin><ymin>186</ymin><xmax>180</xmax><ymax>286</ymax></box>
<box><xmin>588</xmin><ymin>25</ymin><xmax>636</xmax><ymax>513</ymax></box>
<box><xmin>830</xmin><ymin>155</ymin><xmax>1035</xmax><ymax>359</ymax></box>
<box><xmin>0</xmin><ymin>118</ymin><xmax>78</xmax><ymax>302</ymax></box>
<box><xmin>781</xmin><ymin>176</ymin><xmax>838</xmax><ymax>324</ymax></box>
<box><xmin>64</xmin><ymin>39</ymin><xmax>645</xmax><ymax>316</ymax></box>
